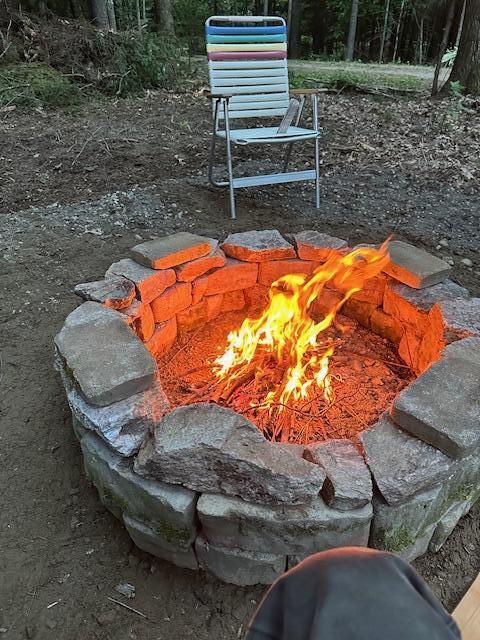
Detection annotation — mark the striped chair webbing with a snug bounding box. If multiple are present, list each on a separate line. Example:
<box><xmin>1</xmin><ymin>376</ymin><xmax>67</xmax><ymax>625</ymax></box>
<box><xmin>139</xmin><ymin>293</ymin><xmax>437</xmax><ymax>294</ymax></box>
<box><xmin>206</xmin><ymin>18</ymin><xmax>289</xmax><ymax>119</ymax></box>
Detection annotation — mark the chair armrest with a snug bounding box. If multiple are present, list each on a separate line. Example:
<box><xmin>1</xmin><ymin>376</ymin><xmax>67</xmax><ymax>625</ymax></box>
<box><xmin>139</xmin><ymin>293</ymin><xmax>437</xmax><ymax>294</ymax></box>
<box><xmin>203</xmin><ymin>90</ymin><xmax>233</xmax><ymax>99</ymax></box>
<box><xmin>290</xmin><ymin>88</ymin><xmax>322</xmax><ymax>96</ymax></box>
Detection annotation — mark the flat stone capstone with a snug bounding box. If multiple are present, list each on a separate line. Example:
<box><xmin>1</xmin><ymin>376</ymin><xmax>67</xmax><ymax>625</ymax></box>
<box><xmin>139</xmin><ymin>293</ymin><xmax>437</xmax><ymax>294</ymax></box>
<box><xmin>54</xmin><ymin>302</ymin><xmax>156</xmax><ymax>406</ymax></box>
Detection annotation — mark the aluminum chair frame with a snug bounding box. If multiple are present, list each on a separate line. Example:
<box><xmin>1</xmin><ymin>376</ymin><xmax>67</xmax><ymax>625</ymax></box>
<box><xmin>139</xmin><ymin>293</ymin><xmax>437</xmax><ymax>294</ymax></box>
<box><xmin>205</xmin><ymin>15</ymin><xmax>321</xmax><ymax>220</ymax></box>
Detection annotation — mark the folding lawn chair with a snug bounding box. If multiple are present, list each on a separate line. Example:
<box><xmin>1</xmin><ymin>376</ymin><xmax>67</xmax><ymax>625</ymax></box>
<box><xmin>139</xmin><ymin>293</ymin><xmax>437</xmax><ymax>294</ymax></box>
<box><xmin>205</xmin><ymin>15</ymin><xmax>321</xmax><ymax>220</ymax></box>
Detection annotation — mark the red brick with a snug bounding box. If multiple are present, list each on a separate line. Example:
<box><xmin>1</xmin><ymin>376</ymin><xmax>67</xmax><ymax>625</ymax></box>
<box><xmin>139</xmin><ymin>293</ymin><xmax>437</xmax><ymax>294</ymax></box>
<box><xmin>192</xmin><ymin>258</ymin><xmax>258</xmax><ymax>298</ymax></box>
<box><xmin>343</xmin><ymin>298</ymin><xmax>377</xmax><ymax>328</ymax></box>
<box><xmin>151</xmin><ymin>283</ymin><xmax>192</xmax><ymax>323</ymax></box>
<box><xmin>221</xmin><ymin>230</ymin><xmax>295</xmax><ymax>262</ymax></box>
<box><xmin>243</xmin><ymin>284</ymin><xmax>269</xmax><ymax>311</ymax></box>
<box><xmin>146</xmin><ymin>317</ymin><xmax>177</xmax><ymax>358</ymax></box>
<box><xmin>205</xmin><ymin>294</ymin><xmax>224</xmax><ymax>321</ymax></box>
<box><xmin>177</xmin><ymin>301</ymin><xmax>208</xmax><ymax>333</ymax></box>
<box><xmin>294</xmin><ymin>231</ymin><xmax>348</xmax><ymax>262</ymax></box>
<box><xmin>310</xmin><ymin>289</ymin><xmax>344</xmax><ymax>319</ymax></box>
<box><xmin>258</xmin><ymin>259</ymin><xmax>315</xmax><ymax>286</ymax></box>
<box><xmin>370</xmin><ymin>309</ymin><xmax>403</xmax><ymax>345</ymax></box>
<box><xmin>221</xmin><ymin>290</ymin><xmax>245</xmax><ymax>313</ymax></box>
<box><xmin>174</xmin><ymin>246</ymin><xmax>226</xmax><ymax>282</ymax></box>
<box><xmin>350</xmin><ymin>274</ymin><xmax>387</xmax><ymax>306</ymax></box>
<box><xmin>131</xmin><ymin>232</ymin><xmax>212</xmax><ymax>270</ymax></box>
<box><xmin>106</xmin><ymin>258</ymin><xmax>176</xmax><ymax>305</ymax></box>
<box><xmin>134</xmin><ymin>303</ymin><xmax>155</xmax><ymax>342</ymax></box>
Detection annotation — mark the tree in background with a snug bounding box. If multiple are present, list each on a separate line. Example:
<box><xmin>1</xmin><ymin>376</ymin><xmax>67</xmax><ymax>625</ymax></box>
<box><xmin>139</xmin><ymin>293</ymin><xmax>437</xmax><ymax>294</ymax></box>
<box><xmin>447</xmin><ymin>0</ymin><xmax>480</xmax><ymax>93</ymax></box>
<box><xmin>288</xmin><ymin>0</ymin><xmax>300</xmax><ymax>57</ymax></box>
<box><xmin>345</xmin><ymin>0</ymin><xmax>359</xmax><ymax>60</ymax></box>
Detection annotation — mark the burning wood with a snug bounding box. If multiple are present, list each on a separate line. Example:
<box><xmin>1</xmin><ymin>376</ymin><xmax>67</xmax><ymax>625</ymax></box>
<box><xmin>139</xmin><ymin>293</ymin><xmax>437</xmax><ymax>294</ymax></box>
<box><xmin>159</xmin><ymin>241</ymin><xmax>412</xmax><ymax>445</ymax></box>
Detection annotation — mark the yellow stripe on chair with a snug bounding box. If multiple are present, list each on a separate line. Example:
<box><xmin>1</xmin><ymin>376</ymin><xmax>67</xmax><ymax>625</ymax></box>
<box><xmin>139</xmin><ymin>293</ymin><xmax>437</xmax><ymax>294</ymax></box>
<box><xmin>206</xmin><ymin>42</ymin><xmax>287</xmax><ymax>52</ymax></box>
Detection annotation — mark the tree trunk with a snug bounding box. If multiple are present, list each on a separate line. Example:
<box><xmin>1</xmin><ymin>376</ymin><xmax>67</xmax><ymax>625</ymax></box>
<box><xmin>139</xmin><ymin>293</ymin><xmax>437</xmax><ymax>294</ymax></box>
<box><xmin>106</xmin><ymin>0</ymin><xmax>117</xmax><ymax>31</ymax></box>
<box><xmin>92</xmin><ymin>0</ymin><xmax>110</xmax><ymax>29</ymax></box>
<box><xmin>432</xmin><ymin>0</ymin><xmax>456</xmax><ymax>95</ymax></box>
<box><xmin>263</xmin><ymin>0</ymin><xmax>269</xmax><ymax>14</ymax></box>
<box><xmin>447</xmin><ymin>0</ymin><xmax>480</xmax><ymax>94</ymax></box>
<box><xmin>418</xmin><ymin>15</ymin><xmax>424</xmax><ymax>65</ymax></box>
<box><xmin>379</xmin><ymin>0</ymin><xmax>390</xmax><ymax>62</ymax></box>
<box><xmin>287</xmin><ymin>0</ymin><xmax>301</xmax><ymax>59</ymax></box>
<box><xmin>346</xmin><ymin>0</ymin><xmax>359</xmax><ymax>61</ymax></box>
<box><xmin>312</xmin><ymin>0</ymin><xmax>326</xmax><ymax>54</ymax></box>
<box><xmin>392</xmin><ymin>0</ymin><xmax>405</xmax><ymax>63</ymax></box>
<box><xmin>156</xmin><ymin>0</ymin><xmax>175</xmax><ymax>33</ymax></box>
<box><xmin>455</xmin><ymin>0</ymin><xmax>467</xmax><ymax>48</ymax></box>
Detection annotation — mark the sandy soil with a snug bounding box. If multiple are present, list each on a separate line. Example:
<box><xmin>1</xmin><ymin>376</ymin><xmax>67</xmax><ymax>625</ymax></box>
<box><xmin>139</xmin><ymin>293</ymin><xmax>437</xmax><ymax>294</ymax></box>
<box><xmin>0</xmin><ymin>90</ymin><xmax>479</xmax><ymax>639</ymax></box>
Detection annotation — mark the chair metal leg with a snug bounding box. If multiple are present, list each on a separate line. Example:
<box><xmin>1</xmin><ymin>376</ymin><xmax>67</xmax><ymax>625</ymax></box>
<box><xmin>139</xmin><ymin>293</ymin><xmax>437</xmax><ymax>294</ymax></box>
<box><xmin>314</xmin><ymin>136</ymin><xmax>321</xmax><ymax>209</ymax></box>
<box><xmin>313</xmin><ymin>94</ymin><xmax>321</xmax><ymax>209</ymax></box>
<box><xmin>224</xmin><ymin>105</ymin><xmax>236</xmax><ymax>220</ymax></box>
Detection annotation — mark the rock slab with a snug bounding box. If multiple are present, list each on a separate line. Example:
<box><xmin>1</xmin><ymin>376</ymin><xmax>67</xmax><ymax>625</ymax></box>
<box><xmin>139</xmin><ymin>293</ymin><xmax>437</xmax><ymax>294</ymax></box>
<box><xmin>392</xmin><ymin>357</ymin><xmax>480</xmax><ymax>458</ymax></box>
<box><xmin>304</xmin><ymin>439</ymin><xmax>373</xmax><ymax>511</ymax></box>
<box><xmin>123</xmin><ymin>514</ymin><xmax>198</xmax><ymax>570</ymax></box>
<box><xmin>106</xmin><ymin>258</ymin><xmax>176</xmax><ymax>304</ymax></box>
<box><xmin>222</xmin><ymin>230</ymin><xmax>296</xmax><ymax>262</ymax></box>
<box><xmin>54</xmin><ymin>302</ymin><xmax>156</xmax><ymax>406</ymax></box>
<box><xmin>360</xmin><ymin>414</ymin><xmax>454</xmax><ymax>505</ymax></box>
<box><xmin>81</xmin><ymin>432</ymin><xmax>197</xmax><ymax>543</ymax></box>
<box><xmin>195</xmin><ymin>536</ymin><xmax>285</xmax><ymax>586</ymax></box>
<box><xmin>134</xmin><ymin>403</ymin><xmax>326</xmax><ymax>505</ymax></box>
<box><xmin>197</xmin><ymin>493</ymin><xmax>372</xmax><ymax>554</ymax></box>
<box><xmin>384</xmin><ymin>241</ymin><xmax>451</xmax><ymax>289</ymax></box>
<box><xmin>132</xmin><ymin>232</ymin><xmax>212</xmax><ymax>269</ymax></box>
<box><xmin>74</xmin><ymin>277</ymin><xmax>135</xmax><ymax>309</ymax></box>
<box><xmin>62</xmin><ymin>368</ymin><xmax>169</xmax><ymax>456</ymax></box>
<box><xmin>293</xmin><ymin>231</ymin><xmax>348</xmax><ymax>261</ymax></box>
<box><xmin>174</xmin><ymin>243</ymin><xmax>225</xmax><ymax>282</ymax></box>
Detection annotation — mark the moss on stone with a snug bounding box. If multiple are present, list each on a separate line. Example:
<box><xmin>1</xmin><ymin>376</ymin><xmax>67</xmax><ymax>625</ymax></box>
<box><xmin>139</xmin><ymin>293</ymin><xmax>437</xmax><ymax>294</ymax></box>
<box><xmin>155</xmin><ymin>520</ymin><xmax>191</xmax><ymax>546</ymax></box>
<box><xmin>375</xmin><ymin>525</ymin><xmax>415</xmax><ymax>553</ymax></box>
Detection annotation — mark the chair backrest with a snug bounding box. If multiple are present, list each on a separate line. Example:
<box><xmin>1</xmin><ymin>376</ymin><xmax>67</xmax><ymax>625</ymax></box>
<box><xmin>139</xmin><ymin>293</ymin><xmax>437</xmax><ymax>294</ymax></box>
<box><xmin>205</xmin><ymin>15</ymin><xmax>289</xmax><ymax>121</ymax></box>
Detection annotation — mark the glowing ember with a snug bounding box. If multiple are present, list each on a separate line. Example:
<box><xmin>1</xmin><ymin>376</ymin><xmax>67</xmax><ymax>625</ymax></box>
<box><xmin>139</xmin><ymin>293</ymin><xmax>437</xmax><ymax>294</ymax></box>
<box><xmin>211</xmin><ymin>242</ymin><xmax>390</xmax><ymax>442</ymax></box>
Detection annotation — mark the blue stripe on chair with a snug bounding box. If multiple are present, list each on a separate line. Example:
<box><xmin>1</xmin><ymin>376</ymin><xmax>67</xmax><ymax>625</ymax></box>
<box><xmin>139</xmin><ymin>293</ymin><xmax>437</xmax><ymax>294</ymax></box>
<box><xmin>207</xmin><ymin>26</ymin><xmax>286</xmax><ymax>35</ymax></box>
<box><xmin>207</xmin><ymin>34</ymin><xmax>286</xmax><ymax>43</ymax></box>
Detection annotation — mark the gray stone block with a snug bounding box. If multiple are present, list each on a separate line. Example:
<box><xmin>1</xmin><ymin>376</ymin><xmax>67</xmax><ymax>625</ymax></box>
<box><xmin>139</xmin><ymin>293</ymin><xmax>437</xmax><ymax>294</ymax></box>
<box><xmin>197</xmin><ymin>493</ymin><xmax>372</xmax><ymax>554</ymax></box>
<box><xmin>429</xmin><ymin>500</ymin><xmax>469</xmax><ymax>552</ymax></box>
<box><xmin>398</xmin><ymin>522</ymin><xmax>437</xmax><ymax>563</ymax></box>
<box><xmin>304</xmin><ymin>439</ymin><xmax>372</xmax><ymax>511</ymax></box>
<box><xmin>293</xmin><ymin>231</ymin><xmax>348</xmax><ymax>261</ymax></box>
<box><xmin>132</xmin><ymin>232</ymin><xmax>212</xmax><ymax>270</ymax></box>
<box><xmin>123</xmin><ymin>514</ymin><xmax>198</xmax><ymax>570</ymax></box>
<box><xmin>81</xmin><ymin>432</ymin><xmax>198</xmax><ymax>547</ymax></box>
<box><xmin>369</xmin><ymin>485</ymin><xmax>443</xmax><ymax>556</ymax></box>
<box><xmin>195</xmin><ymin>536</ymin><xmax>285</xmax><ymax>586</ymax></box>
<box><xmin>134</xmin><ymin>403</ymin><xmax>326</xmax><ymax>506</ymax></box>
<box><xmin>360</xmin><ymin>414</ymin><xmax>454</xmax><ymax>505</ymax></box>
<box><xmin>106</xmin><ymin>258</ymin><xmax>176</xmax><ymax>305</ymax></box>
<box><xmin>221</xmin><ymin>230</ymin><xmax>295</xmax><ymax>262</ymax></box>
<box><xmin>442</xmin><ymin>337</ymin><xmax>480</xmax><ymax>364</ymax></box>
<box><xmin>392</xmin><ymin>357</ymin><xmax>480</xmax><ymax>458</ymax></box>
<box><xmin>71</xmin><ymin>415</ymin><xmax>88</xmax><ymax>442</ymax></box>
<box><xmin>61</xmin><ymin>369</ymin><xmax>169</xmax><ymax>456</ymax></box>
<box><xmin>438</xmin><ymin>298</ymin><xmax>480</xmax><ymax>339</ymax></box>
<box><xmin>73</xmin><ymin>277</ymin><xmax>136</xmax><ymax>309</ymax></box>
<box><xmin>55</xmin><ymin>302</ymin><xmax>157</xmax><ymax>406</ymax></box>
<box><xmin>385</xmin><ymin>241</ymin><xmax>451</xmax><ymax>289</ymax></box>
<box><xmin>386</xmin><ymin>280</ymin><xmax>469</xmax><ymax>313</ymax></box>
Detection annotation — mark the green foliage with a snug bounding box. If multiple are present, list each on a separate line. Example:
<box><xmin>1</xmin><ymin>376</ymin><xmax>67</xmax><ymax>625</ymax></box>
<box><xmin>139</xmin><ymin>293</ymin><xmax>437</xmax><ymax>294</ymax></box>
<box><xmin>289</xmin><ymin>67</ymin><xmax>421</xmax><ymax>93</ymax></box>
<box><xmin>449</xmin><ymin>80</ymin><xmax>465</xmax><ymax>98</ymax></box>
<box><xmin>100</xmin><ymin>32</ymin><xmax>190</xmax><ymax>96</ymax></box>
<box><xmin>0</xmin><ymin>63</ymin><xmax>81</xmax><ymax>107</ymax></box>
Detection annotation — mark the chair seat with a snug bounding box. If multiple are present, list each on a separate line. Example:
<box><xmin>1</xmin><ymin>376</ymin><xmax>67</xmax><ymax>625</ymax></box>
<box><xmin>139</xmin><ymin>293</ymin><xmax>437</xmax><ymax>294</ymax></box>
<box><xmin>216</xmin><ymin>126</ymin><xmax>319</xmax><ymax>145</ymax></box>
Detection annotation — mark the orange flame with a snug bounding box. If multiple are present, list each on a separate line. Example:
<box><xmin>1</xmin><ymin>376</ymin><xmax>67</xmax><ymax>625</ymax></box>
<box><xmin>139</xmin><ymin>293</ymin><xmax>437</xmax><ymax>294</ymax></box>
<box><xmin>213</xmin><ymin>241</ymin><xmax>390</xmax><ymax>439</ymax></box>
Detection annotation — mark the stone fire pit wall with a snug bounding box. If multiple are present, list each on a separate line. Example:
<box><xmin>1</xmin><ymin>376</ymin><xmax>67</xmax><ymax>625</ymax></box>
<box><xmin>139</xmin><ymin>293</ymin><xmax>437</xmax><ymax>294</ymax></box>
<box><xmin>54</xmin><ymin>230</ymin><xmax>480</xmax><ymax>586</ymax></box>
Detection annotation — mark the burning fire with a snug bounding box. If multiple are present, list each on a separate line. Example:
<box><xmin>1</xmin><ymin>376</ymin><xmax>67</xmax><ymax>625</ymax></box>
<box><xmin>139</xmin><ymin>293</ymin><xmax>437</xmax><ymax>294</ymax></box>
<box><xmin>212</xmin><ymin>241</ymin><xmax>390</xmax><ymax>442</ymax></box>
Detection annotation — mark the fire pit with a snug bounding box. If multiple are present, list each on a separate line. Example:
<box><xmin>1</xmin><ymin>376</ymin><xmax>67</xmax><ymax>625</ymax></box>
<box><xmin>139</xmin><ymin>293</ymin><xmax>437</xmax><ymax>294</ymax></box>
<box><xmin>55</xmin><ymin>229</ymin><xmax>480</xmax><ymax>585</ymax></box>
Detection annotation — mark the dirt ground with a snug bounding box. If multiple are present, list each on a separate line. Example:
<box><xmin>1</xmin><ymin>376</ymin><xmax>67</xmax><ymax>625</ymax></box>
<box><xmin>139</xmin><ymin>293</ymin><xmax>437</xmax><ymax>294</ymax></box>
<box><xmin>0</xmin><ymin>89</ymin><xmax>479</xmax><ymax>640</ymax></box>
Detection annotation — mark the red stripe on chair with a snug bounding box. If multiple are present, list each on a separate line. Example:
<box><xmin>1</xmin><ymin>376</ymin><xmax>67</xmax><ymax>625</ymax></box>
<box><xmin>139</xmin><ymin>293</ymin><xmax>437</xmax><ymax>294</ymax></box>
<box><xmin>207</xmin><ymin>51</ymin><xmax>286</xmax><ymax>61</ymax></box>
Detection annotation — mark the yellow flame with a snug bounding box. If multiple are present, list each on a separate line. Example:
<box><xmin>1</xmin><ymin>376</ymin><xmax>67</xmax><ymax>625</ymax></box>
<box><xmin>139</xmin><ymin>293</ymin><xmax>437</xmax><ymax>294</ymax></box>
<box><xmin>214</xmin><ymin>241</ymin><xmax>390</xmax><ymax>421</ymax></box>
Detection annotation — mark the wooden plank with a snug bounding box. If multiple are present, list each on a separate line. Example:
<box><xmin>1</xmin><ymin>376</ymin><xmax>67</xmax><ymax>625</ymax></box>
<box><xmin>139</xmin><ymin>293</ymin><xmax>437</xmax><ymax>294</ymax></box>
<box><xmin>453</xmin><ymin>573</ymin><xmax>480</xmax><ymax>640</ymax></box>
